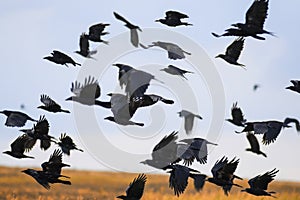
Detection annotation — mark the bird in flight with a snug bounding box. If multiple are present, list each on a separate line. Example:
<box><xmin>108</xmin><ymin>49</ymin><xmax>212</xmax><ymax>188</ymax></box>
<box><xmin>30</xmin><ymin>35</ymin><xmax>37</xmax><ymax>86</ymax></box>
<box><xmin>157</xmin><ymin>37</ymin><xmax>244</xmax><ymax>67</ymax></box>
<box><xmin>66</xmin><ymin>76</ymin><xmax>111</xmax><ymax>108</ymax></box>
<box><xmin>87</xmin><ymin>23</ymin><xmax>109</xmax><ymax>44</ymax></box>
<box><xmin>75</xmin><ymin>33</ymin><xmax>97</xmax><ymax>58</ymax></box>
<box><xmin>38</xmin><ymin>94</ymin><xmax>70</xmax><ymax>113</ymax></box>
<box><xmin>160</xmin><ymin>65</ymin><xmax>194</xmax><ymax>80</ymax></box>
<box><xmin>226</xmin><ymin>102</ymin><xmax>246</xmax><ymax>127</ymax></box>
<box><xmin>212</xmin><ymin>0</ymin><xmax>274</xmax><ymax>40</ymax></box>
<box><xmin>178</xmin><ymin>110</ymin><xmax>203</xmax><ymax>135</ymax></box>
<box><xmin>245</xmin><ymin>132</ymin><xmax>267</xmax><ymax>157</ymax></box>
<box><xmin>113</xmin><ymin>12</ymin><xmax>142</xmax><ymax>48</ymax></box>
<box><xmin>140</xmin><ymin>41</ymin><xmax>191</xmax><ymax>60</ymax></box>
<box><xmin>0</xmin><ymin>110</ymin><xmax>37</xmax><ymax>127</ymax></box>
<box><xmin>3</xmin><ymin>134</ymin><xmax>34</xmax><ymax>159</ymax></box>
<box><xmin>215</xmin><ymin>37</ymin><xmax>246</xmax><ymax>69</ymax></box>
<box><xmin>116</xmin><ymin>174</ymin><xmax>147</xmax><ymax>200</ymax></box>
<box><xmin>156</xmin><ymin>11</ymin><xmax>192</xmax><ymax>27</ymax></box>
<box><xmin>242</xmin><ymin>168</ymin><xmax>279</xmax><ymax>197</ymax></box>
<box><xmin>286</xmin><ymin>80</ymin><xmax>300</xmax><ymax>94</ymax></box>
<box><xmin>43</xmin><ymin>50</ymin><xmax>81</xmax><ymax>67</ymax></box>
<box><xmin>55</xmin><ymin>133</ymin><xmax>83</xmax><ymax>155</ymax></box>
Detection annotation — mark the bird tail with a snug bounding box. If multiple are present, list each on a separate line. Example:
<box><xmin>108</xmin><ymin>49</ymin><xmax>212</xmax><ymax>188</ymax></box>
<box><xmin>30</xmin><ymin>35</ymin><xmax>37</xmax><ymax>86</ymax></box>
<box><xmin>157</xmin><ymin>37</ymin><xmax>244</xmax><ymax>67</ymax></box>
<box><xmin>134</xmin><ymin>122</ymin><xmax>144</xmax><ymax>127</ymax></box>
<box><xmin>260</xmin><ymin>151</ymin><xmax>267</xmax><ymax>158</ymax></box>
<box><xmin>95</xmin><ymin>101</ymin><xmax>111</xmax><ymax>108</ymax></box>
<box><xmin>195</xmin><ymin>115</ymin><xmax>203</xmax><ymax>120</ymax></box>
<box><xmin>102</xmin><ymin>40</ymin><xmax>109</xmax><ymax>45</ymax></box>
<box><xmin>184</xmin><ymin>23</ymin><xmax>193</xmax><ymax>26</ymax></box>
<box><xmin>61</xmin><ymin>109</ymin><xmax>71</xmax><ymax>113</ymax></box>
<box><xmin>56</xmin><ymin>179</ymin><xmax>72</xmax><ymax>185</ymax></box>
<box><xmin>160</xmin><ymin>98</ymin><xmax>174</xmax><ymax>104</ymax></box>
<box><xmin>76</xmin><ymin>148</ymin><xmax>84</xmax><ymax>152</ymax></box>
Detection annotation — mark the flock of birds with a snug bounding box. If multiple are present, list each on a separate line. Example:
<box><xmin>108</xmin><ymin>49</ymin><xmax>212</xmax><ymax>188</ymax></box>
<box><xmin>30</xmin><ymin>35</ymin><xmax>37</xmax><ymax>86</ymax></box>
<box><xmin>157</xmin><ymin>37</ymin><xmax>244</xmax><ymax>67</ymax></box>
<box><xmin>1</xmin><ymin>0</ymin><xmax>300</xmax><ymax>199</ymax></box>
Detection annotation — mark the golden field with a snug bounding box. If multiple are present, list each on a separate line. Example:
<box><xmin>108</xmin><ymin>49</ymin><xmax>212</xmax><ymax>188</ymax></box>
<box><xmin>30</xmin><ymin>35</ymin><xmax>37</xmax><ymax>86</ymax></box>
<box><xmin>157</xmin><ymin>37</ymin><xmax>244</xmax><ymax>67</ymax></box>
<box><xmin>0</xmin><ymin>166</ymin><xmax>299</xmax><ymax>200</ymax></box>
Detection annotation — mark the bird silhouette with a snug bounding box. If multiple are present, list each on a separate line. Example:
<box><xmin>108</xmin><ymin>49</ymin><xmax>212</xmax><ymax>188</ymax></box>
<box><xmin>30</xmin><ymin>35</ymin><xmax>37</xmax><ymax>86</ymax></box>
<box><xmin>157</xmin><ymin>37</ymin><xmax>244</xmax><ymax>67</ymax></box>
<box><xmin>104</xmin><ymin>93</ymin><xmax>144</xmax><ymax>126</ymax></box>
<box><xmin>65</xmin><ymin>76</ymin><xmax>111</xmax><ymax>108</ymax></box>
<box><xmin>160</xmin><ymin>65</ymin><xmax>194</xmax><ymax>80</ymax></box>
<box><xmin>207</xmin><ymin>156</ymin><xmax>242</xmax><ymax>196</ymax></box>
<box><xmin>3</xmin><ymin>134</ymin><xmax>34</xmax><ymax>159</ymax></box>
<box><xmin>20</xmin><ymin>115</ymin><xmax>55</xmax><ymax>151</ymax></box>
<box><xmin>43</xmin><ymin>50</ymin><xmax>81</xmax><ymax>67</ymax></box>
<box><xmin>253</xmin><ymin>84</ymin><xmax>261</xmax><ymax>91</ymax></box>
<box><xmin>131</xmin><ymin>94</ymin><xmax>174</xmax><ymax>109</ymax></box>
<box><xmin>226</xmin><ymin>102</ymin><xmax>246</xmax><ymax>127</ymax></box>
<box><xmin>286</xmin><ymin>80</ymin><xmax>300</xmax><ymax>94</ymax></box>
<box><xmin>38</xmin><ymin>94</ymin><xmax>70</xmax><ymax>113</ymax></box>
<box><xmin>87</xmin><ymin>23</ymin><xmax>109</xmax><ymax>44</ymax></box>
<box><xmin>215</xmin><ymin>37</ymin><xmax>245</xmax><ymax>69</ymax></box>
<box><xmin>117</xmin><ymin>174</ymin><xmax>147</xmax><ymax>200</ymax></box>
<box><xmin>179</xmin><ymin>138</ymin><xmax>218</xmax><ymax>165</ymax></box>
<box><xmin>56</xmin><ymin>133</ymin><xmax>83</xmax><ymax>156</ymax></box>
<box><xmin>165</xmin><ymin>164</ymin><xmax>206</xmax><ymax>196</ymax></box>
<box><xmin>246</xmin><ymin>133</ymin><xmax>267</xmax><ymax>157</ymax></box>
<box><xmin>236</xmin><ymin>117</ymin><xmax>300</xmax><ymax>145</ymax></box>
<box><xmin>75</xmin><ymin>33</ymin><xmax>97</xmax><ymax>58</ymax></box>
<box><xmin>156</xmin><ymin>11</ymin><xmax>192</xmax><ymax>27</ymax></box>
<box><xmin>113</xmin><ymin>12</ymin><xmax>142</xmax><ymax>47</ymax></box>
<box><xmin>0</xmin><ymin>110</ymin><xmax>37</xmax><ymax>127</ymax></box>
<box><xmin>41</xmin><ymin>149</ymin><xmax>70</xmax><ymax>178</ymax></box>
<box><xmin>140</xmin><ymin>41</ymin><xmax>191</xmax><ymax>60</ymax></box>
<box><xmin>178</xmin><ymin>110</ymin><xmax>203</xmax><ymax>135</ymax></box>
<box><xmin>212</xmin><ymin>0</ymin><xmax>274</xmax><ymax>40</ymax></box>
<box><xmin>242</xmin><ymin>168</ymin><xmax>279</xmax><ymax>197</ymax></box>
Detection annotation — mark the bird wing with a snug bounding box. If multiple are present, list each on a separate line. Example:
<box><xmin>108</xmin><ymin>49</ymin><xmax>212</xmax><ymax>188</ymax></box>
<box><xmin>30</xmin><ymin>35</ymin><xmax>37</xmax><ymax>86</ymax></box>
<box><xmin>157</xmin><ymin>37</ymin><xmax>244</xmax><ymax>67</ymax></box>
<box><xmin>291</xmin><ymin>80</ymin><xmax>300</xmax><ymax>87</ymax></box>
<box><xmin>73</xmin><ymin>76</ymin><xmax>101</xmax><ymax>99</ymax></box>
<box><xmin>231</xmin><ymin>102</ymin><xmax>246</xmax><ymax>123</ymax></box>
<box><xmin>126</xmin><ymin>174</ymin><xmax>147</xmax><ymax>199</ymax></box>
<box><xmin>113</xmin><ymin>12</ymin><xmax>134</xmax><ymax>27</ymax></box>
<box><xmin>125</xmin><ymin>69</ymin><xmax>153</xmax><ymax>98</ymax></box>
<box><xmin>246</xmin><ymin>132</ymin><xmax>260</xmax><ymax>151</ymax></box>
<box><xmin>169</xmin><ymin>165</ymin><xmax>189</xmax><ymax>196</ymax></box>
<box><xmin>190</xmin><ymin>140</ymin><xmax>208</xmax><ymax>164</ymax></box>
<box><xmin>48</xmin><ymin>149</ymin><xmax>63</xmax><ymax>164</ymax></box>
<box><xmin>5</xmin><ymin>112</ymin><xmax>28</xmax><ymax>127</ymax></box>
<box><xmin>226</xmin><ymin>37</ymin><xmax>244</xmax><ymax>61</ymax></box>
<box><xmin>189</xmin><ymin>173</ymin><xmax>207</xmax><ymax>191</ymax></box>
<box><xmin>10</xmin><ymin>134</ymin><xmax>29</xmax><ymax>154</ymax></box>
<box><xmin>153</xmin><ymin>131</ymin><xmax>178</xmax><ymax>152</ymax></box>
<box><xmin>89</xmin><ymin>23</ymin><xmax>108</xmax><ymax>35</ymax></box>
<box><xmin>59</xmin><ymin>133</ymin><xmax>75</xmax><ymax>146</ymax></box>
<box><xmin>168</xmin><ymin>65</ymin><xmax>191</xmax><ymax>74</ymax></box>
<box><xmin>222</xmin><ymin>157</ymin><xmax>240</xmax><ymax>178</ymax></box>
<box><xmin>110</xmin><ymin>93</ymin><xmax>133</xmax><ymax>121</ymax></box>
<box><xmin>34</xmin><ymin>116</ymin><xmax>50</xmax><ymax>136</ymax></box>
<box><xmin>79</xmin><ymin>33</ymin><xmax>89</xmax><ymax>53</ymax></box>
<box><xmin>40</xmin><ymin>94</ymin><xmax>59</xmax><ymax>107</ymax></box>
<box><xmin>166</xmin><ymin>11</ymin><xmax>189</xmax><ymax>19</ymax></box>
<box><xmin>130</xmin><ymin>29</ymin><xmax>139</xmax><ymax>47</ymax></box>
<box><xmin>184</xmin><ymin>115</ymin><xmax>194</xmax><ymax>135</ymax></box>
<box><xmin>211</xmin><ymin>156</ymin><xmax>228</xmax><ymax>178</ymax></box>
<box><xmin>248</xmin><ymin>168</ymin><xmax>279</xmax><ymax>190</ymax></box>
<box><xmin>246</xmin><ymin>0</ymin><xmax>269</xmax><ymax>28</ymax></box>
<box><xmin>167</xmin><ymin>45</ymin><xmax>186</xmax><ymax>60</ymax></box>
<box><xmin>176</xmin><ymin>144</ymin><xmax>195</xmax><ymax>166</ymax></box>
<box><xmin>262</xmin><ymin>121</ymin><xmax>282</xmax><ymax>145</ymax></box>
<box><xmin>253</xmin><ymin>122</ymin><xmax>269</xmax><ymax>135</ymax></box>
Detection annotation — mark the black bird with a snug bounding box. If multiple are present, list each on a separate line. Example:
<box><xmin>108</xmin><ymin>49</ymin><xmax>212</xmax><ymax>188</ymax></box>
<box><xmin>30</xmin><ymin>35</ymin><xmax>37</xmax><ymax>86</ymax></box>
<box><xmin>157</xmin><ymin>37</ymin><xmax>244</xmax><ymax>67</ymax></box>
<box><xmin>131</xmin><ymin>94</ymin><xmax>174</xmax><ymax>108</ymax></box>
<box><xmin>43</xmin><ymin>50</ymin><xmax>81</xmax><ymax>67</ymax></box>
<box><xmin>0</xmin><ymin>110</ymin><xmax>37</xmax><ymax>127</ymax></box>
<box><xmin>242</xmin><ymin>168</ymin><xmax>279</xmax><ymax>197</ymax></box>
<box><xmin>75</xmin><ymin>33</ymin><xmax>97</xmax><ymax>58</ymax></box>
<box><xmin>165</xmin><ymin>164</ymin><xmax>206</xmax><ymax>196</ymax></box>
<box><xmin>116</xmin><ymin>174</ymin><xmax>147</xmax><ymax>200</ymax></box>
<box><xmin>286</xmin><ymin>80</ymin><xmax>300</xmax><ymax>94</ymax></box>
<box><xmin>178</xmin><ymin>110</ymin><xmax>203</xmax><ymax>135</ymax></box>
<box><xmin>215</xmin><ymin>37</ymin><xmax>246</xmax><ymax>69</ymax></box>
<box><xmin>22</xmin><ymin>168</ymin><xmax>71</xmax><ymax>190</ymax></box>
<box><xmin>20</xmin><ymin>115</ymin><xmax>55</xmax><ymax>151</ymax></box>
<box><xmin>207</xmin><ymin>156</ymin><xmax>242</xmax><ymax>196</ymax></box>
<box><xmin>253</xmin><ymin>84</ymin><xmax>261</xmax><ymax>91</ymax></box>
<box><xmin>141</xmin><ymin>131</ymin><xmax>180</xmax><ymax>169</ymax></box>
<box><xmin>212</xmin><ymin>0</ymin><xmax>274</xmax><ymax>40</ymax></box>
<box><xmin>3</xmin><ymin>134</ymin><xmax>34</xmax><ymax>159</ymax></box>
<box><xmin>65</xmin><ymin>76</ymin><xmax>111</xmax><ymax>108</ymax></box>
<box><xmin>113</xmin><ymin>63</ymin><xmax>163</xmax><ymax>99</ymax></box>
<box><xmin>41</xmin><ymin>149</ymin><xmax>70</xmax><ymax>178</ymax></box>
<box><xmin>226</xmin><ymin>102</ymin><xmax>246</xmax><ymax>127</ymax></box>
<box><xmin>246</xmin><ymin>133</ymin><xmax>267</xmax><ymax>157</ymax></box>
<box><xmin>140</xmin><ymin>41</ymin><xmax>191</xmax><ymax>60</ymax></box>
<box><xmin>236</xmin><ymin>117</ymin><xmax>300</xmax><ymax>145</ymax></box>
<box><xmin>113</xmin><ymin>12</ymin><xmax>142</xmax><ymax>47</ymax></box>
<box><xmin>56</xmin><ymin>133</ymin><xmax>83</xmax><ymax>155</ymax></box>
<box><xmin>179</xmin><ymin>138</ymin><xmax>218</xmax><ymax>165</ymax></box>
<box><xmin>160</xmin><ymin>65</ymin><xmax>194</xmax><ymax>80</ymax></box>
<box><xmin>156</xmin><ymin>11</ymin><xmax>192</xmax><ymax>27</ymax></box>
<box><xmin>87</xmin><ymin>23</ymin><xmax>109</xmax><ymax>44</ymax></box>
<box><xmin>38</xmin><ymin>94</ymin><xmax>70</xmax><ymax>113</ymax></box>
<box><xmin>104</xmin><ymin>93</ymin><xmax>144</xmax><ymax>126</ymax></box>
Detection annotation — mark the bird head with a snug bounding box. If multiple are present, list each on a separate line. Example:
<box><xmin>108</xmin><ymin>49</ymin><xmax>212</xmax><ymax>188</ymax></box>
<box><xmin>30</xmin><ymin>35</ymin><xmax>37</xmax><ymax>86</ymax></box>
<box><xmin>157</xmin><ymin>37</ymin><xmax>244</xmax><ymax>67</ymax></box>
<box><xmin>37</xmin><ymin>105</ymin><xmax>45</xmax><ymax>109</ymax></box>
<box><xmin>65</xmin><ymin>97</ymin><xmax>73</xmax><ymax>101</ymax></box>
<box><xmin>160</xmin><ymin>68</ymin><xmax>167</xmax><ymax>72</ymax></box>
<box><xmin>43</xmin><ymin>56</ymin><xmax>52</xmax><ymax>61</ymax></box>
<box><xmin>215</xmin><ymin>54</ymin><xmax>224</xmax><ymax>58</ymax></box>
<box><xmin>0</xmin><ymin>110</ymin><xmax>9</xmax><ymax>116</ymax></box>
<box><xmin>155</xmin><ymin>19</ymin><xmax>163</xmax><ymax>23</ymax></box>
<box><xmin>2</xmin><ymin>151</ymin><xmax>11</xmax><ymax>156</ymax></box>
<box><xmin>104</xmin><ymin>116</ymin><xmax>115</xmax><ymax>122</ymax></box>
<box><xmin>231</xmin><ymin>23</ymin><xmax>242</xmax><ymax>28</ymax></box>
<box><xmin>116</xmin><ymin>195</ymin><xmax>126</xmax><ymax>199</ymax></box>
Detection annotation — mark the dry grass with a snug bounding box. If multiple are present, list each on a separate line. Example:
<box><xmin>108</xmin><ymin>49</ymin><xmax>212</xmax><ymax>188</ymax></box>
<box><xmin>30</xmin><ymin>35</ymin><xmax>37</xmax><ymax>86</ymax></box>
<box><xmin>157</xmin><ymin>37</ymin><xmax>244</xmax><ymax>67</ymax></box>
<box><xmin>0</xmin><ymin>166</ymin><xmax>299</xmax><ymax>200</ymax></box>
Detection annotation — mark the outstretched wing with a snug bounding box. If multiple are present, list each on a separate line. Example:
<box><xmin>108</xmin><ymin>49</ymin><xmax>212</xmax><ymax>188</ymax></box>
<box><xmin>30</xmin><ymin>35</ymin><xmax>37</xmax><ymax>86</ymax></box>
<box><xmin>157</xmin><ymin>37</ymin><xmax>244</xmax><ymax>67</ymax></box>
<box><xmin>126</xmin><ymin>174</ymin><xmax>147</xmax><ymax>199</ymax></box>
<box><xmin>166</xmin><ymin>11</ymin><xmax>189</xmax><ymax>19</ymax></box>
<box><xmin>226</xmin><ymin>37</ymin><xmax>244</xmax><ymax>61</ymax></box>
<box><xmin>248</xmin><ymin>168</ymin><xmax>279</xmax><ymax>190</ymax></box>
<box><xmin>153</xmin><ymin>131</ymin><xmax>178</xmax><ymax>152</ymax></box>
<box><xmin>231</xmin><ymin>102</ymin><xmax>246</xmax><ymax>123</ymax></box>
<box><xmin>246</xmin><ymin>0</ymin><xmax>269</xmax><ymax>28</ymax></box>
<box><xmin>40</xmin><ymin>94</ymin><xmax>59</xmax><ymax>107</ymax></box>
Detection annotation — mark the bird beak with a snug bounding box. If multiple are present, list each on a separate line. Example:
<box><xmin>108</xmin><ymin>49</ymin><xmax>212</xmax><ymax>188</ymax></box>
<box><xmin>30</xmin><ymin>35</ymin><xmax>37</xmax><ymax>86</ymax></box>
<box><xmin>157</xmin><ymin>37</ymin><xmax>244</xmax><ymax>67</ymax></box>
<box><xmin>155</xmin><ymin>19</ymin><xmax>160</xmax><ymax>22</ymax></box>
<box><xmin>107</xmin><ymin>93</ymin><xmax>113</xmax><ymax>96</ymax></box>
<box><xmin>65</xmin><ymin>97</ymin><xmax>72</xmax><ymax>101</ymax></box>
<box><xmin>215</xmin><ymin>55</ymin><xmax>220</xmax><ymax>58</ymax></box>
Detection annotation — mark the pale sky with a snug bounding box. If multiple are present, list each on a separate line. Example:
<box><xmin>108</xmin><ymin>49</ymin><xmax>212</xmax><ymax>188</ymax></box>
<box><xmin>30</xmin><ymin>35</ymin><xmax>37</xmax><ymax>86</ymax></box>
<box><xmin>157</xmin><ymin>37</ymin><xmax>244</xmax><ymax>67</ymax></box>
<box><xmin>0</xmin><ymin>0</ymin><xmax>300</xmax><ymax>182</ymax></box>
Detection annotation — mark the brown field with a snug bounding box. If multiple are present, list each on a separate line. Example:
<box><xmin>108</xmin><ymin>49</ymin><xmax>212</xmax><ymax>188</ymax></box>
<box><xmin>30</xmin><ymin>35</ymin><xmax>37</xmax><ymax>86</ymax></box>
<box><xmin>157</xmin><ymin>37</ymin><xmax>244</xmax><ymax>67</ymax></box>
<box><xmin>0</xmin><ymin>166</ymin><xmax>300</xmax><ymax>200</ymax></box>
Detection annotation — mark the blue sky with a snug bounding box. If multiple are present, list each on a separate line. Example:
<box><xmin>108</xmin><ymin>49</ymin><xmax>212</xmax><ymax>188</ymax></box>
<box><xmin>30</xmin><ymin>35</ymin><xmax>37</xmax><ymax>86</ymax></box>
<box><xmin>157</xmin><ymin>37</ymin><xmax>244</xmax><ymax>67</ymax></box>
<box><xmin>0</xmin><ymin>0</ymin><xmax>300</xmax><ymax>182</ymax></box>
